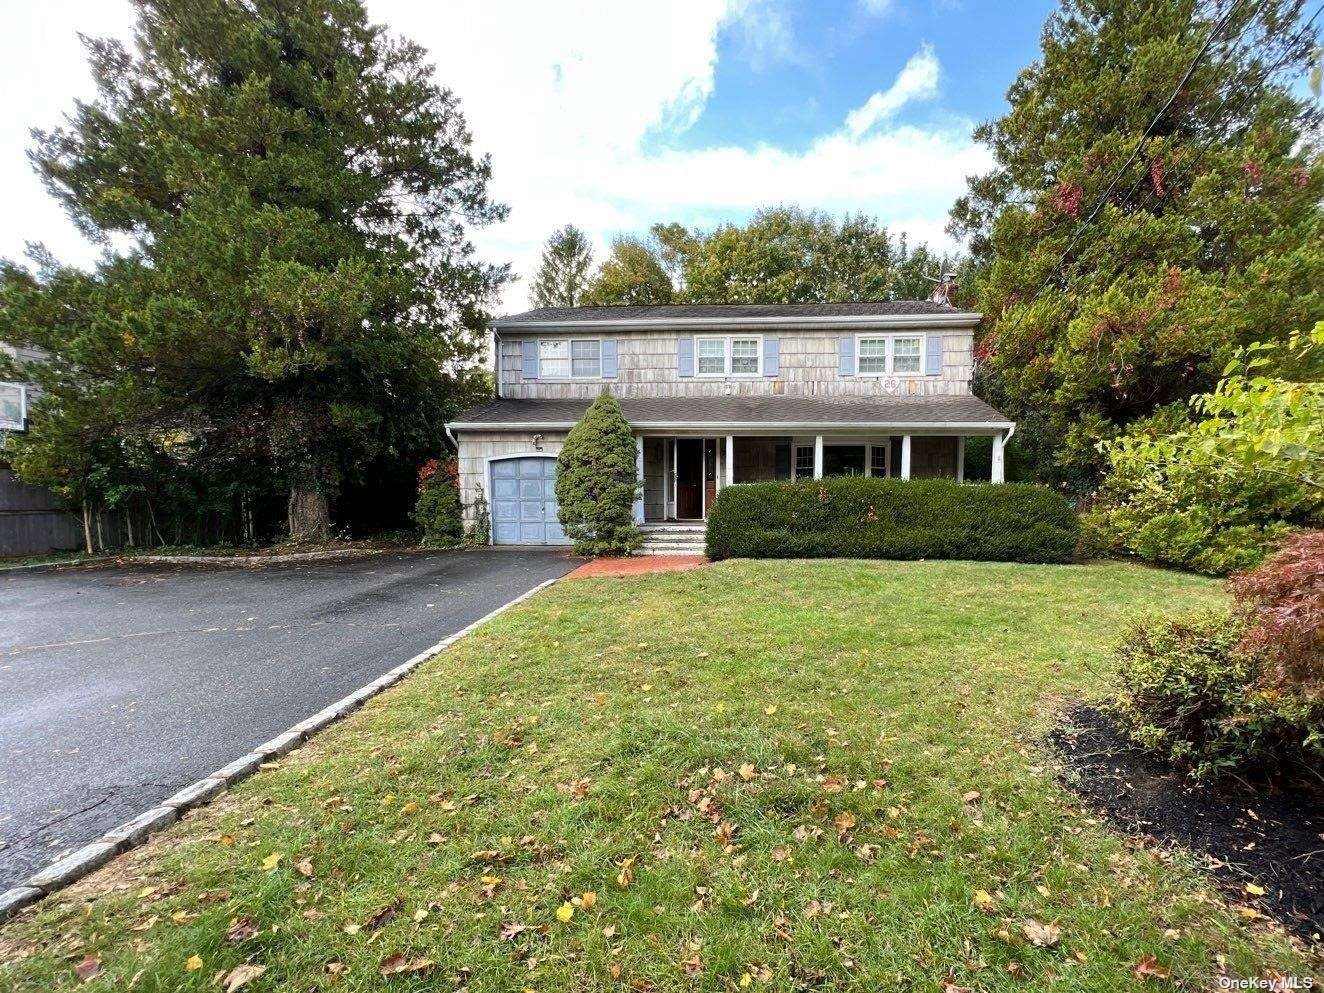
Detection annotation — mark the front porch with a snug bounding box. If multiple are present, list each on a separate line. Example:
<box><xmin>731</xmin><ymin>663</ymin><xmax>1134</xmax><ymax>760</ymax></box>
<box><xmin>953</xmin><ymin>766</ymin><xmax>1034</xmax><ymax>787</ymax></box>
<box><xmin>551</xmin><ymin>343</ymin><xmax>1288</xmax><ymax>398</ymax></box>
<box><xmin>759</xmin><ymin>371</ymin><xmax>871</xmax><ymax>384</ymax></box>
<box><xmin>633</xmin><ymin>430</ymin><xmax>1012</xmax><ymax>524</ymax></box>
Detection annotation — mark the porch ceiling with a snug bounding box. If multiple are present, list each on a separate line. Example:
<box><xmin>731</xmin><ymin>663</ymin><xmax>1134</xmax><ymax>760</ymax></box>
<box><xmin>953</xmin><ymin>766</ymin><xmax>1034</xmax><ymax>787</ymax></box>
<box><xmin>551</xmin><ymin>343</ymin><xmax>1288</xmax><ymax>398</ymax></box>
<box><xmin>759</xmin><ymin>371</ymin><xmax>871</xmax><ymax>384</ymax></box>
<box><xmin>449</xmin><ymin>394</ymin><xmax>1014</xmax><ymax>433</ymax></box>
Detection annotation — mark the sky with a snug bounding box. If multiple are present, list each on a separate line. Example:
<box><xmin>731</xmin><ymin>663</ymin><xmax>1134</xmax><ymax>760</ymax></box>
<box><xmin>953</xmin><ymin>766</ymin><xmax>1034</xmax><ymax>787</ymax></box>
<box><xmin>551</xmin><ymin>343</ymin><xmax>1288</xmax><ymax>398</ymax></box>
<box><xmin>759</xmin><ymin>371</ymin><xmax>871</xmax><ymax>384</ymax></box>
<box><xmin>0</xmin><ymin>0</ymin><xmax>1057</xmax><ymax>311</ymax></box>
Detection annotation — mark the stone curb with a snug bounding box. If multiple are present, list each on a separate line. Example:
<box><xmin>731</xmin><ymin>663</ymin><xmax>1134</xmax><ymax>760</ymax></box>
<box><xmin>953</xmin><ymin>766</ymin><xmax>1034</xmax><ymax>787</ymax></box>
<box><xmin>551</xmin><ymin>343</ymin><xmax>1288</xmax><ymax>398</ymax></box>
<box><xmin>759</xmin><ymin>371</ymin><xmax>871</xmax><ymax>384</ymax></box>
<box><xmin>0</xmin><ymin>574</ymin><xmax>563</xmax><ymax>925</ymax></box>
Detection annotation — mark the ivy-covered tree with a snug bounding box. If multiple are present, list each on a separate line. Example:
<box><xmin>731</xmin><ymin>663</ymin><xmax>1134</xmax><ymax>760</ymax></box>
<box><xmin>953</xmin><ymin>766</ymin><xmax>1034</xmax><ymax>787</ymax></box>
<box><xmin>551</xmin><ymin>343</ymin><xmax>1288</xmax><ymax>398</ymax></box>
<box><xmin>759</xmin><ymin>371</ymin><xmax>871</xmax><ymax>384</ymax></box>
<box><xmin>583</xmin><ymin>236</ymin><xmax>675</xmax><ymax>305</ymax></box>
<box><xmin>530</xmin><ymin>225</ymin><xmax>594</xmax><ymax>308</ymax></box>
<box><xmin>950</xmin><ymin>0</ymin><xmax>1322</xmax><ymax>484</ymax></box>
<box><xmin>0</xmin><ymin>0</ymin><xmax>506</xmax><ymax>542</ymax></box>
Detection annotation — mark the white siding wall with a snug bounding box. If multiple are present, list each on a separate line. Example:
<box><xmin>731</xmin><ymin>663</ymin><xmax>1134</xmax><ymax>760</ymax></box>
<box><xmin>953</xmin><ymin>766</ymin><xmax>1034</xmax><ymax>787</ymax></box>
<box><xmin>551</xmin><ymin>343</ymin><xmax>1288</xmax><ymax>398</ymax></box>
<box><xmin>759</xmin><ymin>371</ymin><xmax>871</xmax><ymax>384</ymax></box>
<box><xmin>497</xmin><ymin>328</ymin><xmax>975</xmax><ymax>399</ymax></box>
<box><xmin>457</xmin><ymin>431</ymin><xmax>569</xmax><ymax>529</ymax></box>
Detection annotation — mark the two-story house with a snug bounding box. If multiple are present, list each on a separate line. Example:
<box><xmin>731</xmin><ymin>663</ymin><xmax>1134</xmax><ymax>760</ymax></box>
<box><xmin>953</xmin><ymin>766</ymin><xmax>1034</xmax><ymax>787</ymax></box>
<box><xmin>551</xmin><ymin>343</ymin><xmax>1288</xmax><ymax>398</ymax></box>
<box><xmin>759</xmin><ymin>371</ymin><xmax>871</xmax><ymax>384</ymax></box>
<box><xmin>446</xmin><ymin>301</ymin><xmax>1014</xmax><ymax>549</ymax></box>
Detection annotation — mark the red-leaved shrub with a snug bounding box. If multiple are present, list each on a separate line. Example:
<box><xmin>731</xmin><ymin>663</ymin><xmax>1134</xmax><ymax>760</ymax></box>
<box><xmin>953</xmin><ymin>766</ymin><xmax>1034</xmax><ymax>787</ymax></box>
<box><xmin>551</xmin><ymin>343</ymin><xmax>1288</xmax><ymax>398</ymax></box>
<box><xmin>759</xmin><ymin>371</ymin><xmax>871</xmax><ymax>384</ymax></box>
<box><xmin>1230</xmin><ymin>530</ymin><xmax>1324</xmax><ymax>698</ymax></box>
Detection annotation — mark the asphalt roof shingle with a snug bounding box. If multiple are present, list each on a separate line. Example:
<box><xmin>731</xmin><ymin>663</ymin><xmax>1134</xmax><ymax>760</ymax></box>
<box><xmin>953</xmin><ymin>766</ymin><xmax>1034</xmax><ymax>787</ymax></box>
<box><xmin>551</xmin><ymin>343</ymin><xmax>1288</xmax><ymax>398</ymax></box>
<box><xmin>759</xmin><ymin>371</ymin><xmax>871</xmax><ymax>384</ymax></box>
<box><xmin>493</xmin><ymin>301</ymin><xmax>974</xmax><ymax>325</ymax></box>
<box><xmin>449</xmin><ymin>394</ymin><xmax>1011</xmax><ymax>428</ymax></box>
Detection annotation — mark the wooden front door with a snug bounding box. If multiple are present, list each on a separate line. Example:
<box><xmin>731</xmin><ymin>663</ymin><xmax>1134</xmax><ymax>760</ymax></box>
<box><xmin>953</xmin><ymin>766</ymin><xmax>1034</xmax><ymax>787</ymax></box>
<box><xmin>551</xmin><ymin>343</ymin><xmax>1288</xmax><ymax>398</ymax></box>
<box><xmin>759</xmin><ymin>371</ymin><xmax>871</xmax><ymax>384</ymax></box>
<box><xmin>675</xmin><ymin>439</ymin><xmax>702</xmax><ymax>519</ymax></box>
<box><xmin>703</xmin><ymin>439</ymin><xmax>718</xmax><ymax>515</ymax></box>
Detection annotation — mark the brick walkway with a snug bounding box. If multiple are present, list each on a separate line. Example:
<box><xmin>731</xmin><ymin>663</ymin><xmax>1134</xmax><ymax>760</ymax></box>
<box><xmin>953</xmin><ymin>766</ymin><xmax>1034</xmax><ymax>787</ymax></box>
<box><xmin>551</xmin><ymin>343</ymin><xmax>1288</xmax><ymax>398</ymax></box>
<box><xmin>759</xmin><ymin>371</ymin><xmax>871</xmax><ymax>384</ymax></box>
<box><xmin>566</xmin><ymin>555</ymin><xmax>708</xmax><ymax>579</ymax></box>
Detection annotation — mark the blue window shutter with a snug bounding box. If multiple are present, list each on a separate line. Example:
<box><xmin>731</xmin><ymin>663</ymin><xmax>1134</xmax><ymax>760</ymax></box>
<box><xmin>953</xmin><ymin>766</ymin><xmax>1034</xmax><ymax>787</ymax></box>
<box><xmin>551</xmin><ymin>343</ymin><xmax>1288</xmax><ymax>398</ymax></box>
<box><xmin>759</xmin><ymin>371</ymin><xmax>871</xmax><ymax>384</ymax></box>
<box><xmin>838</xmin><ymin>336</ymin><xmax>855</xmax><ymax>376</ymax></box>
<box><xmin>521</xmin><ymin>339</ymin><xmax>539</xmax><ymax>380</ymax></box>
<box><xmin>763</xmin><ymin>336</ymin><xmax>780</xmax><ymax>377</ymax></box>
<box><xmin>925</xmin><ymin>335</ymin><xmax>943</xmax><ymax>376</ymax></box>
<box><xmin>677</xmin><ymin>336</ymin><xmax>694</xmax><ymax>378</ymax></box>
<box><xmin>601</xmin><ymin>339</ymin><xmax>619</xmax><ymax>379</ymax></box>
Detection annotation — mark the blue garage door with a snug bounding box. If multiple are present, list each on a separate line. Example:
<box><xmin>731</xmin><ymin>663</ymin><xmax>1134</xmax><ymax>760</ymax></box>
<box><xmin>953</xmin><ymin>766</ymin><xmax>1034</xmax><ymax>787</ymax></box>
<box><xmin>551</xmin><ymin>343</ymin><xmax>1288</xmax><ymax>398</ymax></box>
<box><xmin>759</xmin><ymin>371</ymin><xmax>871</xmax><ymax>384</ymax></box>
<box><xmin>491</xmin><ymin>457</ymin><xmax>567</xmax><ymax>545</ymax></box>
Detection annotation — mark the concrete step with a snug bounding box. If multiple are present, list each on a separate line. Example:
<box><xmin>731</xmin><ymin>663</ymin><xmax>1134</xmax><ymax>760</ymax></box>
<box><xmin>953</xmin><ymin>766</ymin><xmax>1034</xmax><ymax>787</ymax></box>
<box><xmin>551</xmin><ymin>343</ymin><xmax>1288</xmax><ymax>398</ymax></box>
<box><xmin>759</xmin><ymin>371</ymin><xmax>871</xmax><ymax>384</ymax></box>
<box><xmin>639</xmin><ymin>544</ymin><xmax>706</xmax><ymax>556</ymax></box>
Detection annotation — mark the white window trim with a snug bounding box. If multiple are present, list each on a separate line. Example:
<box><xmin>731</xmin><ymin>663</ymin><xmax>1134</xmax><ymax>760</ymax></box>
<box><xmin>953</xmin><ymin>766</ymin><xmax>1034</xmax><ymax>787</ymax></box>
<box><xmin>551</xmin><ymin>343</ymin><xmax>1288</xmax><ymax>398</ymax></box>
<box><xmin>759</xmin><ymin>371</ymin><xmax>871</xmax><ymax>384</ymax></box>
<box><xmin>0</xmin><ymin>382</ymin><xmax>28</xmax><ymax>431</ymax></box>
<box><xmin>695</xmin><ymin>333</ymin><xmax>763</xmax><ymax>378</ymax></box>
<box><xmin>855</xmin><ymin>332</ymin><xmax>927</xmax><ymax>378</ymax></box>
<box><xmin>537</xmin><ymin>337</ymin><xmax>603</xmax><ymax>380</ymax></box>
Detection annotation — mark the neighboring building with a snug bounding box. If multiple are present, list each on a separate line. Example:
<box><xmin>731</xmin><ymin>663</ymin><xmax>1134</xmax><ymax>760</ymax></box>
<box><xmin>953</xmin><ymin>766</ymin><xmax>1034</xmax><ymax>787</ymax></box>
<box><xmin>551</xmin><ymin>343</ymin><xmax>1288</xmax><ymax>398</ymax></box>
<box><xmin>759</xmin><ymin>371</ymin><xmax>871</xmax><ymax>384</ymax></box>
<box><xmin>0</xmin><ymin>344</ymin><xmax>86</xmax><ymax>556</ymax></box>
<box><xmin>446</xmin><ymin>301</ymin><xmax>1014</xmax><ymax>550</ymax></box>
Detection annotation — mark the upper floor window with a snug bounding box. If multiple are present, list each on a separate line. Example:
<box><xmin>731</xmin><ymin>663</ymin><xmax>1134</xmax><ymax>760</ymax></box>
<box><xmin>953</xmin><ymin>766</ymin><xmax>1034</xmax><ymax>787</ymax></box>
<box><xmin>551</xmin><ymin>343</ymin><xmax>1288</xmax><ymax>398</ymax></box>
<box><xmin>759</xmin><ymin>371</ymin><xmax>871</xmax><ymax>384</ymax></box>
<box><xmin>538</xmin><ymin>339</ymin><xmax>600</xmax><ymax>379</ymax></box>
<box><xmin>856</xmin><ymin>333</ymin><xmax>924</xmax><ymax>376</ymax></box>
<box><xmin>0</xmin><ymin>382</ymin><xmax>27</xmax><ymax>431</ymax></box>
<box><xmin>696</xmin><ymin>335</ymin><xmax>762</xmax><ymax>377</ymax></box>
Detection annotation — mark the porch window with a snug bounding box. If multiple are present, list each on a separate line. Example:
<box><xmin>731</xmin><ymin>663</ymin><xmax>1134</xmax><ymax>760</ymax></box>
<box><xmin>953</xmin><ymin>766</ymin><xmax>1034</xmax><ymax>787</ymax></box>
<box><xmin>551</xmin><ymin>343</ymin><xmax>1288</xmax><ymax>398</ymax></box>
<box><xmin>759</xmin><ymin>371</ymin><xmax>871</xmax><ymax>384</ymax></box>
<box><xmin>794</xmin><ymin>445</ymin><xmax>814</xmax><ymax>479</ymax></box>
<box><xmin>571</xmin><ymin>339</ymin><xmax>601</xmax><ymax>377</ymax></box>
<box><xmin>870</xmin><ymin>444</ymin><xmax>887</xmax><ymax>477</ymax></box>
<box><xmin>856</xmin><ymin>333</ymin><xmax>925</xmax><ymax>376</ymax></box>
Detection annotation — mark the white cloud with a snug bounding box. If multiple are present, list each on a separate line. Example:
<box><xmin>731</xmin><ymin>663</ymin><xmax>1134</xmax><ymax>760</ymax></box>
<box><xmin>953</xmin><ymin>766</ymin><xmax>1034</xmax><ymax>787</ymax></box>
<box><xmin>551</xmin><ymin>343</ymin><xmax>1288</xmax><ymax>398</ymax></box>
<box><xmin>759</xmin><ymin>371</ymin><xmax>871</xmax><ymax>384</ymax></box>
<box><xmin>843</xmin><ymin>43</ymin><xmax>940</xmax><ymax>137</ymax></box>
<box><xmin>0</xmin><ymin>3</ymin><xmax>987</xmax><ymax>313</ymax></box>
<box><xmin>722</xmin><ymin>0</ymin><xmax>799</xmax><ymax>71</ymax></box>
<box><xmin>857</xmin><ymin>0</ymin><xmax>897</xmax><ymax>16</ymax></box>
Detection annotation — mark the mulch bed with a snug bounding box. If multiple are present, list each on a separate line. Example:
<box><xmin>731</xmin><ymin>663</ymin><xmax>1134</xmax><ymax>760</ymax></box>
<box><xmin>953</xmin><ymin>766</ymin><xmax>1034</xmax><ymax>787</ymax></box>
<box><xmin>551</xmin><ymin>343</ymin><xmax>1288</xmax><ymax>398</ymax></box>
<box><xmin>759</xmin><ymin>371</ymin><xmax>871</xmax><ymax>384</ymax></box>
<box><xmin>1051</xmin><ymin>705</ymin><xmax>1324</xmax><ymax>946</ymax></box>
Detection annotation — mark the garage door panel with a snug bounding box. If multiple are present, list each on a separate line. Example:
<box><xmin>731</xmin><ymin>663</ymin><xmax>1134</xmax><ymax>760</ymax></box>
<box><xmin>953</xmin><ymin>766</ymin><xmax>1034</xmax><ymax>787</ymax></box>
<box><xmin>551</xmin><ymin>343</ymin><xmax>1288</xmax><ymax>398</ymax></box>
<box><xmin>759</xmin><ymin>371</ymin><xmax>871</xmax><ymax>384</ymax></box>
<box><xmin>490</xmin><ymin>456</ymin><xmax>567</xmax><ymax>545</ymax></box>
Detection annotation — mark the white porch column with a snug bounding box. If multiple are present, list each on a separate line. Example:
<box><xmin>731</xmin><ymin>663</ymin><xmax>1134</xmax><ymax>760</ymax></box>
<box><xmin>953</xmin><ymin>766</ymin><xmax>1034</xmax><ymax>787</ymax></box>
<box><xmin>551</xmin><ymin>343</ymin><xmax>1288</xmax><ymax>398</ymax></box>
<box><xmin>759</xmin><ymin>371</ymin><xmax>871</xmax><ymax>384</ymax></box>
<box><xmin>634</xmin><ymin>435</ymin><xmax>645</xmax><ymax>522</ymax></box>
<box><xmin>991</xmin><ymin>431</ymin><xmax>1006</xmax><ymax>484</ymax></box>
<box><xmin>900</xmin><ymin>435</ymin><xmax>912</xmax><ymax>480</ymax></box>
<box><xmin>813</xmin><ymin>435</ymin><xmax>824</xmax><ymax>479</ymax></box>
<box><xmin>725</xmin><ymin>435</ymin><xmax>735</xmax><ymax>487</ymax></box>
<box><xmin>956</xmin><ymin>436</ymin><xmax>966</xmax><ymax>483</ymax></box>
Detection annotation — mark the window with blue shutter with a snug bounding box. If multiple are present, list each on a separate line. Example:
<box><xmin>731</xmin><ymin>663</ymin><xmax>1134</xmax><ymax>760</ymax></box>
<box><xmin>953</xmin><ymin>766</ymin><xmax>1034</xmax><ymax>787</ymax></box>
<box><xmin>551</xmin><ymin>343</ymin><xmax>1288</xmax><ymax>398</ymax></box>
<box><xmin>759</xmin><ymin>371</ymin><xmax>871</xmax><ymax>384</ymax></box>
<box><xmin>838</xmin><ymin>336</ymin><xmax>855</xmax><ymax>376</ymax></box>
<box><xmin>521</xmin><ymin>339</ymin><xmax>539</xmax><ymax>380</ymax></box>
<box><xmin>677</xmin><ymin>336</ymin><xmax>694</xmax><ymax>378</ymax></box>
<box><xmin>924</xmin><ymin>335</ymin><xmax>943</xmax><ymax>376</ymax></box>
<box><xmin>763</xmin><ymin>337</ymin><xmax>780</xmax><ymax>377</ymax></box>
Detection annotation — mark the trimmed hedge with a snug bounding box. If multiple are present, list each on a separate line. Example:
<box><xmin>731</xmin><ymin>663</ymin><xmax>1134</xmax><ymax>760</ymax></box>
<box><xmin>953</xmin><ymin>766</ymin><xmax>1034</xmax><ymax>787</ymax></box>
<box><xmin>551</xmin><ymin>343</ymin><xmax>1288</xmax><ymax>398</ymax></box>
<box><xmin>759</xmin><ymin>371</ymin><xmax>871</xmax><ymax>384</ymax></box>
<box><xmin>705</xmin><ymin>477</ymin><xmax>1079</xmax><ymax>564</ymax></box>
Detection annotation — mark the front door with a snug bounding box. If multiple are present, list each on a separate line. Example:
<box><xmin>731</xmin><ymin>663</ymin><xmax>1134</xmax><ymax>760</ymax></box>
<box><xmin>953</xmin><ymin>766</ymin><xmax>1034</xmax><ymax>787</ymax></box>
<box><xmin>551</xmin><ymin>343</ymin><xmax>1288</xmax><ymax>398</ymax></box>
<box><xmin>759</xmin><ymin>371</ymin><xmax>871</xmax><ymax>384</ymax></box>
<box><xmin>703</xmin><ymin>439</ymin><xmax>718</xmax><ymax>514</ymax></box>
<box><xmin>675</xmin><ymin>439</ymin><xmax>702</xmax><ymax>519</ymax></box>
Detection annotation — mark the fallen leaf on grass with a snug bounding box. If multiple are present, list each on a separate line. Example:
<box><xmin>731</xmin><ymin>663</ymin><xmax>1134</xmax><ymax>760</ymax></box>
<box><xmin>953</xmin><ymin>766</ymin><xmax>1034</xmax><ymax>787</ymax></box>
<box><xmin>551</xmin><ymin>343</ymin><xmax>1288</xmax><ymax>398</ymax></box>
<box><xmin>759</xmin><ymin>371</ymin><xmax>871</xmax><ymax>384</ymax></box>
<box><xmin>261</xmin><ymin>852</ymin><xmax>282</xmax><ymax>871</ymax></box>
<box><xmin>367</xmin><ymin>901</ymin><xmax>401</xmax><ymax>931</ymax></box>
<box><xmin>1132</xmin><ymin>954</ymin><xmax>1170</xmax><ymax>981</ymax></box>
<box><xmin>1244</xmin><ymin>882</ymin><xmax>1266</xmax><ymax>897</ymax></box>
<box><xmin>225</xmin><ymin>917</ymin><xmax>258</xmax><ymax>943</ymax></box>
<box><xmin>972</xmin><ymin>889</ymin><xmax>997</xmax><ymax>913</ymax></box>
<box><xmin>1022</xmin><ymin>920</ymin><xmax>1061</xmax><ymax>947</ymax></box>
<box><xmin>961</xmin><ymin>791</ymin><xmax>982</xmax><ymax>804</ymax></box>
<box><xmin>555</xmin><ymin>903</ymin><xmax>575</xmax><ymax>922</ymax></box>
<box><xmin>379</xmin><ymin>954</ymin><xmax>434</xmax><ymax>976</ymax></box>
<box><xmin>185</xmin><ymin>954</ymin><xmax>204</xmax><ymax>972</ymax></box>
<box><xmin>616</xmin><ymin>857</ymin><xmax>636</xmax><ymax>888</ymax></box>
<box><xmin>578</xmin><ymin>891</ymin><xmax>597</xmax><ymax>910</ymax></box>
<box><xmin>73</xmin><ymin>955</ymin><xmax>102</xmax><ymax>982</ymax></box>
<box><xmin>939</xmin><ymin>979</ymin><xmax>974</xmax><ymax>993</ymax></box>
<box><xmin>295</xmin><ymin>859</ymin><xmax>314</xmax><ymax>878</ymax></box>
<box><xmin>833</xmin><ymin>811</ymin><xmax>857</xmax><ymax>836</ymax></box>
<box><xmin>222</xmin><ymin>963</ymin><xmax>267</xmax><ymax>992</ymax></box>
<box><xmin>738</xmin><ymin>763</ymin><xmax>756</xmax><ymax>782</ymax></box>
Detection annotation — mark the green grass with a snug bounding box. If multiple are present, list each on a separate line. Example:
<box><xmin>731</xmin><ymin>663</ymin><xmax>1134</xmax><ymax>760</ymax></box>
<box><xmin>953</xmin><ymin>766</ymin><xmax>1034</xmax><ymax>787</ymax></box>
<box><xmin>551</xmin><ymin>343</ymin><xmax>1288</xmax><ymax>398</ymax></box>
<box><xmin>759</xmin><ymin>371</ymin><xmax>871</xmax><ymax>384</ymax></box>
<box><xmin>1</xmin><ymin>560</ymin><xmax>1314</xmax><ymax>991</ymax></box>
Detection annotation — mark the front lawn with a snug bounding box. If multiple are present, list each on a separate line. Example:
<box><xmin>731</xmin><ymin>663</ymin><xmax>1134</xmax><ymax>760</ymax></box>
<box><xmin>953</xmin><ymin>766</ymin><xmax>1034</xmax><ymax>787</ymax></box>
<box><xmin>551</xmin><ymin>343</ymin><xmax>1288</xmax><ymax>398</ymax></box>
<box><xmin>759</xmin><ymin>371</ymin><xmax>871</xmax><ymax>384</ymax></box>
<box><xmin>1</xmin><ymin>560</ymin><xmax>1314</xmax><ymax>991</ymax></box>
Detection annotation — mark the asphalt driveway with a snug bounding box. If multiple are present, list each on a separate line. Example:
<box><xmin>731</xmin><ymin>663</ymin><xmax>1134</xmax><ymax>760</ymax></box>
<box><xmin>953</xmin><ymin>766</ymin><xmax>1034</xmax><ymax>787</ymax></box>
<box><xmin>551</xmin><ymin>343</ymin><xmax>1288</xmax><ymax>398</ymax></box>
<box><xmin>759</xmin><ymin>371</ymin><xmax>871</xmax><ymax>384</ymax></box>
<box><xmin>0</xmin><ymin>549</ymin><xmax>578</xmax><ymax>890</ymax></box>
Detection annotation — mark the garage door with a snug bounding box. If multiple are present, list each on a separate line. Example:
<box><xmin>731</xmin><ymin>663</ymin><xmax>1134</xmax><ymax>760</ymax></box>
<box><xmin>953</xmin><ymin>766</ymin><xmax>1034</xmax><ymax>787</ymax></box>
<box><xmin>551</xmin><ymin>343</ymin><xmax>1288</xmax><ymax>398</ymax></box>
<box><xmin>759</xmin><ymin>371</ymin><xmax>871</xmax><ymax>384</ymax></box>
<box><xmin>491</xmin><ymin>457</ymin><xmax>567</xmax><ymax>545</ymax></box>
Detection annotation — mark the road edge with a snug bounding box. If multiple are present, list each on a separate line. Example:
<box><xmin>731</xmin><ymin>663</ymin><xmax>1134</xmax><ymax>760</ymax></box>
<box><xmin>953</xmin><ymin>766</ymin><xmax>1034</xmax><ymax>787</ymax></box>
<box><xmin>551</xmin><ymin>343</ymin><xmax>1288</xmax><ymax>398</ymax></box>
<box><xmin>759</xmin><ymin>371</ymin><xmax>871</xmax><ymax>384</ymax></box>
<box><xmin>0</xmin><ymin>573</ymin><xmax>564</xmax><ymax>924</ymax></box>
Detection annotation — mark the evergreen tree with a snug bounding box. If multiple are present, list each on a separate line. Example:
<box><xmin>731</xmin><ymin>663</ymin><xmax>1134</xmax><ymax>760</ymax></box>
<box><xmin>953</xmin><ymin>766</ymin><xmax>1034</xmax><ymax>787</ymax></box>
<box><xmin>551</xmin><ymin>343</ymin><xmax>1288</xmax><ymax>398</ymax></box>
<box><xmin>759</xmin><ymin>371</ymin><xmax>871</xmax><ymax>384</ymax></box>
<box><xmin>554</xmin><ymin>392</ymin><xmax>641</xmax><ymax>556</ymax></box>
<box><xmin>950</xmin><ymin>0</ymin><xmax>1322</xmax><ymax>483</ymax></box>
<box><xmin>531</xmin><ymin>225</ymin><xmax>594</xmax><ymax>307</ymax></box>
<box><xmin>584</xmin><ymin>236</ymin><xmax>675</xmax><ymax>305</ymax></box>
<box><xmin>1</xmin><ymin>0</ymin><xmax>507</xmax><ymax>541</ymax></box>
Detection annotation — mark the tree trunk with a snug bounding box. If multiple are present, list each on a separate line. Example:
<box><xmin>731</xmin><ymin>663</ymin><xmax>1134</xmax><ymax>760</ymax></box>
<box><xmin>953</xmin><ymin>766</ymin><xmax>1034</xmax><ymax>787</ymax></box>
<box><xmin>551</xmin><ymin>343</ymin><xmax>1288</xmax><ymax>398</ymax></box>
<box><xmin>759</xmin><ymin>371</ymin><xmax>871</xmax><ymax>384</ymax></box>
<box><xmin>82</xmin><ymin>503</ymin><xmax>94</xmax><ymax>555</ymax></box>
<box><xmin>288</xmin><ymin>483</ymin><xmax>331</xmax><ymax>544</ymax></box>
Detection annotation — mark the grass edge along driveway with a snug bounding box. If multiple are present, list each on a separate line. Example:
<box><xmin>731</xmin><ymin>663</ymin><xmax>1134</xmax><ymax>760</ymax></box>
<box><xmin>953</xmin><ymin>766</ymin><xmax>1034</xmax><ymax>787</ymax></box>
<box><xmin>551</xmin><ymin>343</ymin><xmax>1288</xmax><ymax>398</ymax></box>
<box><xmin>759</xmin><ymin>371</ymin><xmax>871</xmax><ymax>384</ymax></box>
<box><xmin>0</xmin><ymin>560</ymin><xmax>1314</xmax><ymax>991</ymax></box>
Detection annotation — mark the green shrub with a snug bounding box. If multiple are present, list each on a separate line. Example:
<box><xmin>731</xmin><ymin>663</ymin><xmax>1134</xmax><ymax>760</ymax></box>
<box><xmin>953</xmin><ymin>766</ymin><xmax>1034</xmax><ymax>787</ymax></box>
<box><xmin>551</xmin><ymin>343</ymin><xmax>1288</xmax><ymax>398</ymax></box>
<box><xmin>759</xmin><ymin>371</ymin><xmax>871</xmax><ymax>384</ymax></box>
<box><xmin>412</xmin><ymin>459</ymin><xmax>463</xmax><ymax>547</ymax></box>
<box><xmin>705</xmin><ymin>477</ymin><xmax>1079</xmax><ymax>564</ymax></box>
<box><xmin>1113</xmin><ymin>610</ymin><xmax>1324</xmax><ymax>783</ymax></box>
<box><xmin>555</xmin><ymin>391</ymin><xmax>641</xmax><ymax>556</ymax></box>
